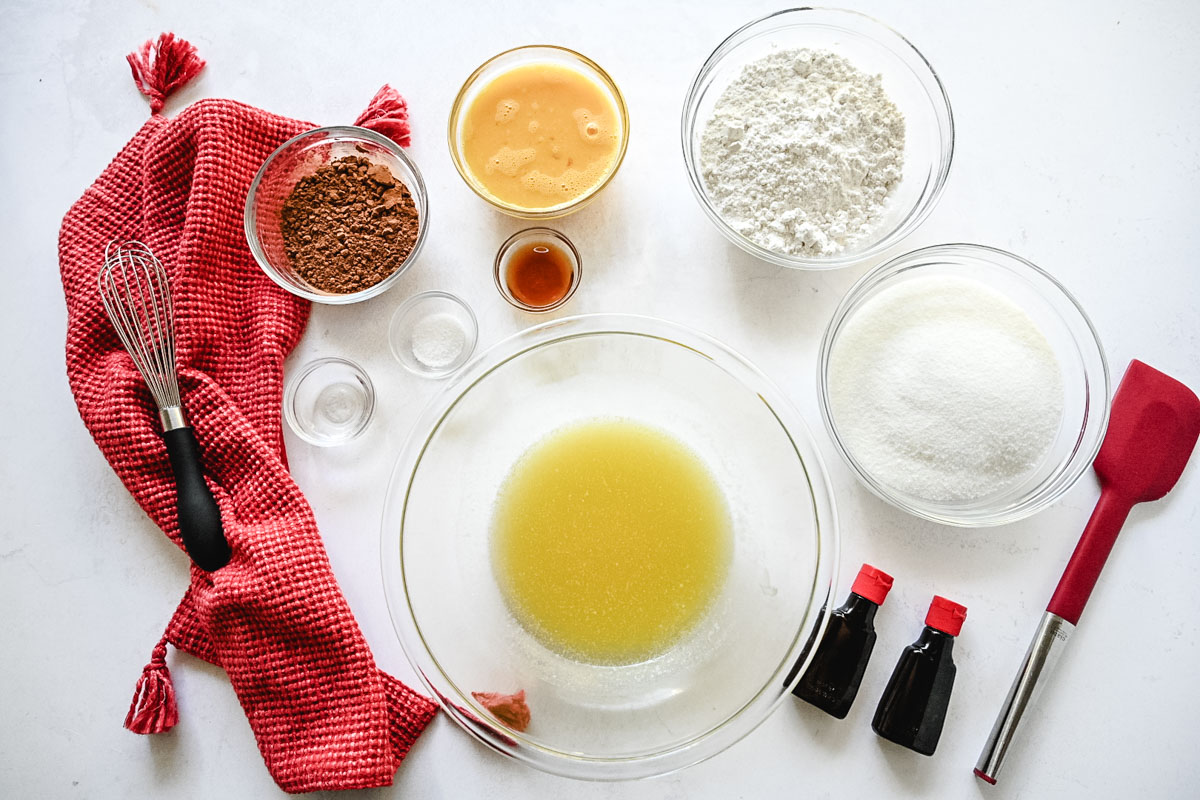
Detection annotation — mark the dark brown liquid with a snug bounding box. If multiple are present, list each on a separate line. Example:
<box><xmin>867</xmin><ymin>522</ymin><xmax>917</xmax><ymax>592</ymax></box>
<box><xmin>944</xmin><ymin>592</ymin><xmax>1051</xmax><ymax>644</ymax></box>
<box><xmin>790</xmin><ymin>593</ymin><xmax>879</xmax><ymax>719</ymax></box>
<box><xmin>872</xmin><ymin>627</ymin><xmax>957</xmax><ymax>756</ymax></box>
<box><xmin>506</xmin><ymin>241</ymin><xmax>573</xmax><ymax>308</ymax></box>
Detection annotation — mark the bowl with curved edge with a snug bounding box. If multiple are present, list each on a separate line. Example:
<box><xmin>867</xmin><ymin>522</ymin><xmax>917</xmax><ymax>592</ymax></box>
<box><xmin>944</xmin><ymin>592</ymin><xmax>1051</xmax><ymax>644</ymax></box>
<box><xmin>682</xmin><ymin>7</ymin><xmax>954</xmax><ymax>269</ymax></box>
<box><xmin>245</xmin><ymin>125</ymin><xmax>429</xmax><ymax>304</ymax></box>
<box><xmin>819</xmin><ymin>244</ymin><xmax>1110</xmax><ymax>526</ymax></box>
<box><xmin>382</xmin><ymin>313</ymin><xmax>838</xmax><ymax>779</ymax></box>
<box><xmin>448</xmin><ymin>45</ymin><xmax>630</xmax><ymax>220</ymax></box>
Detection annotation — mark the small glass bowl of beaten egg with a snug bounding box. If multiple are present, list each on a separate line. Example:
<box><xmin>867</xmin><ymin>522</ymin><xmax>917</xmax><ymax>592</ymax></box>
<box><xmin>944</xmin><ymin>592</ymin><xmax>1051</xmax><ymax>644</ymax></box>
<box><xmin>448</xmin><ymin>45</ymin><xmax>630</xmax><ymax>219</ymax></box>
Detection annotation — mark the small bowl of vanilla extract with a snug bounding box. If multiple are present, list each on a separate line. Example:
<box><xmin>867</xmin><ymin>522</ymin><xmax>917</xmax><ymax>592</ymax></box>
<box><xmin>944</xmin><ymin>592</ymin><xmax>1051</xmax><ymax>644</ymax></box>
<box><xmin>494</xmin><ymin>227</ymin><xmax>582</xmax><ymax>313</ymax></box>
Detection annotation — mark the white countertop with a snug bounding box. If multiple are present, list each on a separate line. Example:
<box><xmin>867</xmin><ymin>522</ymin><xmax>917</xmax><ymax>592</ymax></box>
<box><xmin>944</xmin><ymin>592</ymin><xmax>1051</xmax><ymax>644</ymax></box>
<box><xmin>4</xmin><ymin>0</ymin><xmax>1199</xmax><ymax>797</ymax></box>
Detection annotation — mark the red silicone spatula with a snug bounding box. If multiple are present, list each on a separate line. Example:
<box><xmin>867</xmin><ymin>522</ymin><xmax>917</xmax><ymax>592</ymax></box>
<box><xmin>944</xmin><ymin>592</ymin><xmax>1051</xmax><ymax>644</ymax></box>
<box><xmin>975</xmin><ymin>359</ymin><xmax>1200</xmax><ymax>785</ymax></box>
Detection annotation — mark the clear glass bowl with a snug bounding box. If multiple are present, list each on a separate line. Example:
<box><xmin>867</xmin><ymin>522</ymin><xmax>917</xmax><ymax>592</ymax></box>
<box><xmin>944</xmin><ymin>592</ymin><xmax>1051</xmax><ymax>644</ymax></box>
<box><xmin>244</xmin><ymin>125</ymin><xmax>429</xmax><ymax>304</ymax></box>
<box><xmin>284</xmin><ymin>357</ymin><xmax>375</xmax><ymax>446</ymax></box>
<box><xmin>448</xmin><ymin>45</ymin><xmax>630</xmax><ymax>219</ymax></box>
<box><xmin>388</xmin><ymin>291</ymin><xmax>479</xmax><ymax>378</ymax></box>
<box><xmin>381</xmin><ymin>314</ymin><xmax>838</xmax><ymax>779</ymax></box>
<box><xmin>493</xmin><ymin>227</ymin><xmax>582</xmax><ymax>313</ymax></box>
<box><xmin>681</xmin><ymin>8</ymin><xmax>954</xmax><ymax>269</ymax></box>
<box><xmin>818</xmin><ymin>244</ymin><xmax>1110</xmax><ymax>526</ymax></box>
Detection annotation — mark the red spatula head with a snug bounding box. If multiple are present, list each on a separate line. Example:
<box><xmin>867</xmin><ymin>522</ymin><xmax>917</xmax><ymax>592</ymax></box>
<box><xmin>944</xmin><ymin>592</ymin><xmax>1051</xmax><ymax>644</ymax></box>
<box><xmin>1094</xmin><ymin>359</ymin><xmax>1200</xmax><ymax>502</ymax></box>
<box><xmin>1048</xmin><ymin>359</ymin><xmax>1200</xmax><ymax>626</ymax></box>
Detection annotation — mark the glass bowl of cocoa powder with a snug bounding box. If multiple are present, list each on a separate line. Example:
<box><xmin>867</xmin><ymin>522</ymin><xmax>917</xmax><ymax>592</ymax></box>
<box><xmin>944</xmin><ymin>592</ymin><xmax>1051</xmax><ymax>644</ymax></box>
<box><xmin>245</xmin><ymin>125</ymin><xmax>429</xmax><ymax>304</ymax></box>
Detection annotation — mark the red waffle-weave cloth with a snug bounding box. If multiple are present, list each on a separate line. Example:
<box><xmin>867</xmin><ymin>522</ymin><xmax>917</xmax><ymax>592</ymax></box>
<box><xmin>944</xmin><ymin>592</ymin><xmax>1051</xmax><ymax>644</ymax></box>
<box><xmin>58</xmin><ymin>36</ymin><xmax>435</xmax><ymax>793</ymax></box>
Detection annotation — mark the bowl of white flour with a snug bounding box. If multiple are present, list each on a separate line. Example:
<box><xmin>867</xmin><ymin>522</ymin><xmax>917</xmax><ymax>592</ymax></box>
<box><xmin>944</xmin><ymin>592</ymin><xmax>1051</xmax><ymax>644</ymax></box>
<box><xmin>682</xmin><ymin>8</ymin><xmax>954</xmax><ymax>269</ymax></box>
<box><xmin>818</xmin><ymin>244</ymin><xmax>1110</xmax><ymax>526</ymax></box>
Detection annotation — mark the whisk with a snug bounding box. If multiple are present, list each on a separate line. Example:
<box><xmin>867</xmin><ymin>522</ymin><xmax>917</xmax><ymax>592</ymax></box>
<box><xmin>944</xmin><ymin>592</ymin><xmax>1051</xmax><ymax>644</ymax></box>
<box><xmin>99</xmin><ymin>242</ymin><xmax>231</xmax><ymax>571</ymax></box>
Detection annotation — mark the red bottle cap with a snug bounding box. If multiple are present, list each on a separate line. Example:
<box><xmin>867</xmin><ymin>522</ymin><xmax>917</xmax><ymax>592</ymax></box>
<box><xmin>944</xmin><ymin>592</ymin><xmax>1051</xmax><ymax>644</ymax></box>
<box><xmin>925</xmin><ymin>595</ymin><xmax>967</xmax><ymax>636</ymax></box>
<box><xmin>850</xmin><ymin>564</ymin><xmax>894</xmax><ymax>606</ymax></box>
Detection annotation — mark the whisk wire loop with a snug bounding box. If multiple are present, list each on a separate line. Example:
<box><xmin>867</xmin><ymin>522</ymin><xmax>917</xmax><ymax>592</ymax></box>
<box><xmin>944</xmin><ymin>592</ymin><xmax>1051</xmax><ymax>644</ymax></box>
<box><xmin>99</xmin><ymin>242</ymin><xmax>183</xmax><ymax>413</ymax></box>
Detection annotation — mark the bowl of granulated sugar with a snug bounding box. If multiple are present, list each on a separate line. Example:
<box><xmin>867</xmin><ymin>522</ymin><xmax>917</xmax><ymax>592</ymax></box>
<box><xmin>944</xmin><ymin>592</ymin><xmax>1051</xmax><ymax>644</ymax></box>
<box><xmin>819</xmin><ymin>244</ymin><xmax>1110</xmax><ymax>526</ymax></box>
<box><xmin>682</xmin><ymin>8</ymin><xmax>954</xmax><ymax>269</ymax></box>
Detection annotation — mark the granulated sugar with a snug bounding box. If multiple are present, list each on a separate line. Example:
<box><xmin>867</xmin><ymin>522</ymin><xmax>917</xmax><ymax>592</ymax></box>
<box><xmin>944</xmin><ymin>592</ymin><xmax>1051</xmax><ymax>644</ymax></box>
<box><xmin>828</xmin><ymin>276</ymin><xmax>1064</xmax><ymax>504</ymax></box>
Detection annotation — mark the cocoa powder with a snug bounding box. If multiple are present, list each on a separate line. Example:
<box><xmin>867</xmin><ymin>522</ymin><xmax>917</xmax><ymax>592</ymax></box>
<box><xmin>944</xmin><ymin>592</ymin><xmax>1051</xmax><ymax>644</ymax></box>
<box><xmin>280</xmin><ymin>155</ymin><xmax>419</xmax><ymax>294</ymax></box>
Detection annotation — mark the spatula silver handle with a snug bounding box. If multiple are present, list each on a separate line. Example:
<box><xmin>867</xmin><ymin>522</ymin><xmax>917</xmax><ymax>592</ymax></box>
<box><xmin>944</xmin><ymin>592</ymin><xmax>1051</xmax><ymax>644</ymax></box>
<box><xmin>975</xmin><ymin>611</ymin><xmax>1074</xmax><ymax>785</ymax></box>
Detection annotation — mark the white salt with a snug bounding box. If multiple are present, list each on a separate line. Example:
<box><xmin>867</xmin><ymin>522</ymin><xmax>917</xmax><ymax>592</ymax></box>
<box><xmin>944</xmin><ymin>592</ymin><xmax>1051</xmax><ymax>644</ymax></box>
<box><xmin>411</xmin><ymin>312</ymin><xmax>466</xmax><ymax>369</ymax></box>
<box><xmin>828</xmin><ymin>275</ymin><xmax>1064</xmax><ymax>504</ymax></box>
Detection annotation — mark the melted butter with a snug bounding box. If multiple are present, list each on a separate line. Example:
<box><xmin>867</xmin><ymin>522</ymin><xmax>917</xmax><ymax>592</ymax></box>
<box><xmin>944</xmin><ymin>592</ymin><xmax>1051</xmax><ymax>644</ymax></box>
<box><xmin>491</xmin><ymin>419</ymin><xmax>732</xmax><ymax>664</ymax></box>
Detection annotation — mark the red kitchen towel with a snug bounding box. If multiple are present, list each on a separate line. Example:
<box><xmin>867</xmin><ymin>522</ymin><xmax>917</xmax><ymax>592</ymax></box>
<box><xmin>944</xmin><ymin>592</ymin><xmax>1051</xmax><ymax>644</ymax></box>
<box><xmin>58</xmin><ymin>34</ymin><xmax>435</xmax><ymax>793</ymax></box>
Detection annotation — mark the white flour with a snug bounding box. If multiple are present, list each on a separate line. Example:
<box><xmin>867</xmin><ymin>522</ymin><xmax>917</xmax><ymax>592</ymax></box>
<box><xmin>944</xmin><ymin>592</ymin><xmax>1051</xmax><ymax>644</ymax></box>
<box><xmin>828</xmin><ymin>276</ymin><xmax>1065</xmax><ymax>504</ymax></box>
<box><xmin>700</xmin><ymin>48</ymin><xmax>905</xmax><ymax>256</ymax></box>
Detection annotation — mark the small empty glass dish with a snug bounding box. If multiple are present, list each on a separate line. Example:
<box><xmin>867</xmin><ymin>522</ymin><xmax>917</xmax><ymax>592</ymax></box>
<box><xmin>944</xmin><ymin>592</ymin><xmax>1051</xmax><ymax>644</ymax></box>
<box><xmin>494</xmin><ymin>228</ymin><xmax>582</xmax><ymax>313</ymax></box>
<box><xmin>284</xmin><ymin>357</ymin><xmax>375</xmax><ymax>446</ymax></box>
<box><xmin>389</xmin><ymin>291</ymin><xmax>479</xmax><ymax>378</ymax></box>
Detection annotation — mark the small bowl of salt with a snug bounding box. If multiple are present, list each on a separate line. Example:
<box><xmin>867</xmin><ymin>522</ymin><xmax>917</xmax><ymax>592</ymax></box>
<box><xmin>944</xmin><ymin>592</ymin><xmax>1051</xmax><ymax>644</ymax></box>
<box><xmin>819</xmin><ymin>244</ymin><xmax>1110</xmax><ymax>526</ymax></box>
<box><xmin>389</xmin><ymin>291</ymin><xmax>478</xmax><ymax>378</ymax></box>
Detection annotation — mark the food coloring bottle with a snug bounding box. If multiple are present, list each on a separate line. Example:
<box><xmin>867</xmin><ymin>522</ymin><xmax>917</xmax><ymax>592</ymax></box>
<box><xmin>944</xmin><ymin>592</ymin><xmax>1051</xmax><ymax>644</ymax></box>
<box><xmin>791</xmin><ymin>564</ymin><xmax>894</xmax><ymax>718</ymax></box>
<box><xmin>872</xmin><ymin>595</ymin><xmax>967</xmax><ymax>756</ymax></box>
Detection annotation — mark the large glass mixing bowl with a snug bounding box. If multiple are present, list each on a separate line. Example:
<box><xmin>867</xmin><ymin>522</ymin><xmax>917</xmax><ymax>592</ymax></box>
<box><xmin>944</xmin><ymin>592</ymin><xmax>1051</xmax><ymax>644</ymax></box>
<box><xmin>381</xmin><ymin>314</ymin><xmax>838</xmax><ymax>780</ymax></box>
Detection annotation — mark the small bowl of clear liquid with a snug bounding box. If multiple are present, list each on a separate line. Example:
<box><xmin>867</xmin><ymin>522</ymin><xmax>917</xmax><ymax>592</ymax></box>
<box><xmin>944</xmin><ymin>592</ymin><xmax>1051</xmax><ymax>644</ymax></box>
<box><xmin>284</xmin><ymin>357</ymin><xmax>376</xmax><ymax>446</ymax></box>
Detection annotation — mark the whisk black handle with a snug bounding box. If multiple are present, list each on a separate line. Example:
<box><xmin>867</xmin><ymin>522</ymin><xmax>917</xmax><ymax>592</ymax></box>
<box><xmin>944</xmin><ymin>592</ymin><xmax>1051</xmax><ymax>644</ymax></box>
<box><xmin>162</xmin><ymin>426</ymin><xmax>231</xmax><ymax>571</ymax></box>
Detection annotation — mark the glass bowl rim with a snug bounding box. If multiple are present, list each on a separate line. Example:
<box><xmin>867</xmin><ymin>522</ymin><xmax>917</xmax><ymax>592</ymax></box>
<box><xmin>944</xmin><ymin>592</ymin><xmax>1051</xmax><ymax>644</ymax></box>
<box><xmin>817</xmin><ymin>242</ymin><xmax>1111</xmax><ymax>526</ymax></box>
<box><xmin>446</xmin><ymin>44</ymin><xmax>631</xmax><ymax>220</ymax></box>
<box><xmin>243</xmin><ymin>124</ymin><xmax>430</xmax><ymax>305</ymax></box>
<box><xmin>388</xmin><ymin>289</ymin><xmax>480</xmax><ymax>378</ymax></box>
<box><xmin>282</xmin><ymin>355</ymin><xmax>376</xmax><ymax>446</ymax></box>
<box><xmin>380</xmin><ymin>312</ymin><xmax>840</xmax><ymax>780</ymax></box>
<box><xmin>492</xmin><ymin>226</ymin><xmax>583</xmax><ymax>313</ymax></box>
<box><xmin>680</xmin><ymin>6</ymin><xmax>956</xmax><ymax>270</ymax></box>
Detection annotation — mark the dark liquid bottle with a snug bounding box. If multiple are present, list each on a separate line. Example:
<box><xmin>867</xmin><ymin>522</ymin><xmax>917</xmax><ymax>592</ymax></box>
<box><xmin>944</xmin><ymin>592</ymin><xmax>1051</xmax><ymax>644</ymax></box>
<box><xmin>872</xmin><ymin>595</ymin><xmax>967</xmax><ymax>756</ymax></box>
<box><xmin>790</xmin><ymin>564</ymin><xmax>894</xmax><ymax>719</ymax></box>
